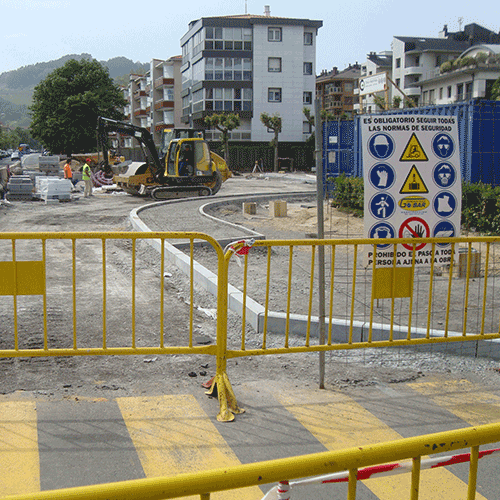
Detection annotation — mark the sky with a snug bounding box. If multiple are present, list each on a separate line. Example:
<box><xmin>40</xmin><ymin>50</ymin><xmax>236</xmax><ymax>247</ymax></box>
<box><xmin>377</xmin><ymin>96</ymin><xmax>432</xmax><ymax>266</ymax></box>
<box><xmin>1</xmin><ymin>0</ymin><xmax>499</xmax><ymax>76</ymax></box>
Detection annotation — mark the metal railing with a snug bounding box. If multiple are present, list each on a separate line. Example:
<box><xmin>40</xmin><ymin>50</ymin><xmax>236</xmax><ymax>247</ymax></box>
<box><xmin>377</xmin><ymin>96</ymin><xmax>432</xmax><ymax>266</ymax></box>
<box><xmin>2</xmin><ymin>232</ymin><xmax>500</xmax><ymax>422</ymax></box>
<box><xmin>4</xmin><ymin>422</ymin><xmax>500</xmax><ymax>499</ymax></box>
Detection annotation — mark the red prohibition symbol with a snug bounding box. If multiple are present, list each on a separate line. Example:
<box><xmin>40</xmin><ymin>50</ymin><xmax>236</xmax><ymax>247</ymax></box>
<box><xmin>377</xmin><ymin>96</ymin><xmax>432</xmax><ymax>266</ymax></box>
<box><xmin>399</xmin><ymin>216</ymin><xmax>430</xmax><ymax>250</ymax></box>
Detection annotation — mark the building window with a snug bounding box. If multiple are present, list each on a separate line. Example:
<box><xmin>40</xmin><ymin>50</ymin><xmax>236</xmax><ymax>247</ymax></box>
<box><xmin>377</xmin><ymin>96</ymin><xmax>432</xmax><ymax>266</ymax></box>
<box><xmin>303</xmin><ymin>121</ymin><xmax>312</xmax><ymax>134</ymax></box>
<box><xmin>303</xmin><ymin>62</ymin><xmax>313</xmax><ymax>75</ymax></box>
<box><xmin>439</xmin><ymin>87</ymin><xmax>443</xmax><ymax>99</ymax></box>
<box><xmin>304</xmin><ymin>32</ymin><xmax>313</xmax><ymax>45</ymax></box>
<box><xmin>268</xmin><ymin>88</ymin><xmax>282</xmax><ymax>102</ymax></box>
<box><xmin>303</xmin><ymin>91</ymin><xmax>312</xmax><ymax>104</ymax></box>
<box><xmin>396</xmin><ymin>58</ymin><xmax>401</xmax><ymax>68</ymax></box>
<box><xmin>268</xmin><ymin>27</ymin><xmax>282</xmax><ymax>42</ymax></box>
<box><xmin>395</xmin><ymin>78</ymin><xmax>400</xmax><ymax>88</ymax></box>
<box><xmin>268</xmin><ymin>57</ymin><xmax>282</xmax><ymax>72</ymax></box>
<box><xmin>447</xmin><ymin>86</ymin><xmax>452</xmax><ymax>98</ymax></box>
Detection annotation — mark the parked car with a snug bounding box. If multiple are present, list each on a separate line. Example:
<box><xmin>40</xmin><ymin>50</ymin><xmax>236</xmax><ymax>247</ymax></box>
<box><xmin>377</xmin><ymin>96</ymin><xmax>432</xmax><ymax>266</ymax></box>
<box><xmin>10</xmin><ymin>151</ymin><xmax>20</xmax><ymax>161</ymax></box>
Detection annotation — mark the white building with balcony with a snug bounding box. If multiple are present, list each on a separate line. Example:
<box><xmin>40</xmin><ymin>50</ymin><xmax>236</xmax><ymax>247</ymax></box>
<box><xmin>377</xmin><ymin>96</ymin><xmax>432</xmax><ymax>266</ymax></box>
<box><xmin>391</xmin><ymin>23</ymin><xmax>500</xmax><ymax>107</ymax></box>
<box><xmin>416</xmin><ymin>44</ymin><xmax>500</xmax><ymax>105</ymax></box>
<box><xmin>179</xmin><ymin>8</ymin><xmax>322</xmax><ymax>142</ymax></box>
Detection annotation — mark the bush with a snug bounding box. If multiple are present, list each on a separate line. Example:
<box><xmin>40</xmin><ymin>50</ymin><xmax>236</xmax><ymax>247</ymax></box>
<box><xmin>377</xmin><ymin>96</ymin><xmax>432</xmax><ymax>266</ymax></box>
<box><xmin>440</xmin><ymin>61</ymin><xmax>453</xmax><ymax>73</ymax></box>
<box><xmin>330</xmin><ymin>175</ymin><xmax>364</xmax><ymax>216</ymax></box>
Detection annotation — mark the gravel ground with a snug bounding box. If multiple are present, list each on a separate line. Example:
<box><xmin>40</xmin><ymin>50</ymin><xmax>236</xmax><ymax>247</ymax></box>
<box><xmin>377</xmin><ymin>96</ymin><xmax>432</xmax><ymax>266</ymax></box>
<box><xmin>1</xmin><ymin>176</ymin><xmax>499</xmax><ymax>402</ymax></box>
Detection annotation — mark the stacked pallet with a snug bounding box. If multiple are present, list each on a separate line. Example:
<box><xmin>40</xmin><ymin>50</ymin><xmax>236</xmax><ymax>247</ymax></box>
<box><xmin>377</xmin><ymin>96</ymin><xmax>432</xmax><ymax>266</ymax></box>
<box><xmin>6</xmin><ymin>176</ymin><xmax>34</xmax><ymax>201</ymax></box>
<box><xmin>36</xmin><ymin>178</ymin><xmax>72</xmax><ymax>202</ymax></box>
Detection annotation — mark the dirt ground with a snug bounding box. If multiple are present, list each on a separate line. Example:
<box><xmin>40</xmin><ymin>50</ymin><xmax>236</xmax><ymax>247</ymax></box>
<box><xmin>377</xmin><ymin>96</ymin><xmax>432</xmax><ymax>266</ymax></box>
<box><xmin>1</xmin><ymin>176</ymin><xmax>499</xmax><ymax>403</ymax></box>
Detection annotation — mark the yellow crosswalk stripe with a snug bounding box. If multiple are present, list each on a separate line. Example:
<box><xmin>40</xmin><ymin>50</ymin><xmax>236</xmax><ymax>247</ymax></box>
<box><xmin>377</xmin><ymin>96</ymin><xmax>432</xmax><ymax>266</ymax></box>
<box><xmin>275</xmin><ymin>388</ymin><xmax>486</xmax><ymax>500</ymax></box>
<box><xmin>410</xmin><ymin>379</ymin><xmax>500</xmax><ymax>426</ymax></box>
<box><xmin>117</xmin><ymin>394</ymin><xmax>262</xmax><ymax>500</ymax></box>
<box><xmin>0</xmin><ymin>400</ymin><xmax>40</xmax><ymax>496</ymax></box>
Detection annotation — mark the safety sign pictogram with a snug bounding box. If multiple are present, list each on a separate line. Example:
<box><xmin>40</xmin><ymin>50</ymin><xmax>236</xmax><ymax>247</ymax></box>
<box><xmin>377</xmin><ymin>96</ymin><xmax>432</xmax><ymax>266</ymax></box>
<box><xmin>399</xmin><ymin>216</ymin><xmax>430</xmax><ymax>250</ymax></box>
<box><xmin>432</xmin><ymin>133</ymin><xmax>454</xmax><ymax>159</ymax></box>
<box><xmin>433</xmin><ymin>191</ymin><xmax>457</xmax><ymax>217</ymax></box>
<box><xmin>369</xmin><ymin>163</ymin><xmax>395</xmax><ymax>190</ymax></box>
<box><xmin>368</xmin><ymin>133</ymin><xmax>395</xmax><ymax>160</ymax></box>
<box><xmin>399</xmin><ymin>133</ymin><xmax>429</xmax><ymax>162</ymax></box>
<box><xmin>433</xmin><ymin>162</ymin><xmax>456</xmax><ymax>188</ymax></box>
<box><xmin>369</xmin><ymin>222</ymin><xmax>395</xmax><ymax>248</ymax></box>
<box><xmin>433</xmin><ymin>220</ymin><xmax>456</xmax><ymax>247</ymax></box>
<box><xmin>370</xmin><ymin>193</ymin><xmax>395</xmax><ymax>220</ymax></box>
<box><xmin>399</xmin><ymin>165</ymin><xmax>429</xmax><ymax>194</ymax></box>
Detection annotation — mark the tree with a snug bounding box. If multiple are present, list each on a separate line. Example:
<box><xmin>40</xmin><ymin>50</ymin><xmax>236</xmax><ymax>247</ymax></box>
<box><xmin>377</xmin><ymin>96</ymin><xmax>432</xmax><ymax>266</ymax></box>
<box><xmin>204</xmin><ymin>113</ymin><xmax>240</xmax><ymax>167</ymax></box>
<box><xmin>30</xmin><ymin>59</ymin><xmax>126</xmax><ymax>154</ymax></box>
<box><xmin>260</xmin><ymin>112</ymin><xmax>282</xmax><ymax>172</ymax></box>
<box><xmin>492</xmin><ymin>76</ymin><xmax>500</xmax><ymax>101</ymax></box>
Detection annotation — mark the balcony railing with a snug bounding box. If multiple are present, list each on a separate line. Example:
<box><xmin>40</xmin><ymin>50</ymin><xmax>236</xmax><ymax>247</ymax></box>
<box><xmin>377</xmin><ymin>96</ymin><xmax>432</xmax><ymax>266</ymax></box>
<box><xmin>155</xmin><ymin>77</ymin><xmax>175</xmax><ymax>88</ymax></box>
<box><xmin>133</xmin><ymin>90</ymin><xmax>147</xmax><ymax>100</ymax></box>
<box><xmin>154</xmin><ymin>100</ymin><xmax>175</xmax><ymax>111</ymax></box>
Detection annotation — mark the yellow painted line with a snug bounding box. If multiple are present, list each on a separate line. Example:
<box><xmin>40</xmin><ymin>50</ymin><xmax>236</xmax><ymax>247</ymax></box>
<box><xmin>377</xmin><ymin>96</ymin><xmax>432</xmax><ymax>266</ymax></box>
<box><xmin>410</xmin><ymin>379</ymin><xmax>500</xmax><ymax>426</ymax></box>
<box><xmin>0</xmin><ymin>401</ymin><xmax>40</xmax><ymax>496</ymax></box>
<box><xmin>276</xmin><ymin>389</ymin><xmax>487</xmax><ymax>500</ymax></box>
<box><xmin>117</xmin><ymin>395</ymin><xmax>262</xmax><ymax>500</ymax></box>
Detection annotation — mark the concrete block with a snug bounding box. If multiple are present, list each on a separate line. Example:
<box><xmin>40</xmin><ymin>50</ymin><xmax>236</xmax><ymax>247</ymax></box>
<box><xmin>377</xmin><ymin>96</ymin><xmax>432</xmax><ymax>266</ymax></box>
<box><xmin>243</xmin><ymin>202</ymin><xmax>257</xmax><ymax>215</ymax></box>
<box><xmin>269</xmin><ymin>200</ymin><xmax>287</xmax><ymax>217</ymax></box>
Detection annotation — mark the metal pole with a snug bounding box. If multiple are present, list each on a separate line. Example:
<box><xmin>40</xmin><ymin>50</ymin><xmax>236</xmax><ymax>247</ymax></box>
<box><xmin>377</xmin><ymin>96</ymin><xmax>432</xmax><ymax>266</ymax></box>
<box><xmin>315</xmin><ymin>99</ymin><xmax>326</xmax><ymax>389</ymax></box>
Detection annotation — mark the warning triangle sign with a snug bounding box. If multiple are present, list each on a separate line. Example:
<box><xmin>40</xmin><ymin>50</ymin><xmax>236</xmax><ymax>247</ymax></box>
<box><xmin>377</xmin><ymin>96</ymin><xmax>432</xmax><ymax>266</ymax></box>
<box><xmin>400</xmin><ymin>165</ymin><xmax>429</xmax><ymax>194</ymax></box>
<box><xmin>400</xmin><ymin>133</ymin><xmax>429</xmax><ymax>162</ymax></box>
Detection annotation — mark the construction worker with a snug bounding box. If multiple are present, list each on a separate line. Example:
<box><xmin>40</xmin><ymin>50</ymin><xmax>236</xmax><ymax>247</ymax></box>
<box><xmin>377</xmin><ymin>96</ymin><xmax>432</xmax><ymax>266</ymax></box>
<box><xmin>82</xmin><ymin>159</ymin><xmax>93</xmax><ymax>197</ymax></box>
<box><xmin>63</xmin><ymin>158</ymin><xmax>74</xmax><ymax>185</ymax></box>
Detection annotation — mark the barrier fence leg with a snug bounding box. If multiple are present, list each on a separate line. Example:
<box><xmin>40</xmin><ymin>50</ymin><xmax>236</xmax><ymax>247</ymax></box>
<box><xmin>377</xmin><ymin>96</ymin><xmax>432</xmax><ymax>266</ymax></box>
<box><xmin>207</xmin><ymin>249</ymin><xmax>245</xmax><ymax>422</ymax></box>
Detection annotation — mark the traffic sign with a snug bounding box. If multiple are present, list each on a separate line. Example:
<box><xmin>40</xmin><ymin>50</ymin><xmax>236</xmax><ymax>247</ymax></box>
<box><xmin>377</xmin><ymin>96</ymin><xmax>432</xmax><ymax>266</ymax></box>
<box><xmin>399</xmin><ymin>217</ymin><xmax>430</xmax><ymax>250</ymax></box>
<box><xmin>400</xmin><ymin>133</ymin><xmax>428</xmax><ymax>162</ymax></box>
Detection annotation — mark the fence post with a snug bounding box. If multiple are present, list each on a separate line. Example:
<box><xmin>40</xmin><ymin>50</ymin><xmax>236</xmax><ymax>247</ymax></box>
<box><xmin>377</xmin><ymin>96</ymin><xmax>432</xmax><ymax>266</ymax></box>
<box><xmin>206</xmin><ymin>244</ymin><xmax>245</xmax><ymax>422</ymax></box>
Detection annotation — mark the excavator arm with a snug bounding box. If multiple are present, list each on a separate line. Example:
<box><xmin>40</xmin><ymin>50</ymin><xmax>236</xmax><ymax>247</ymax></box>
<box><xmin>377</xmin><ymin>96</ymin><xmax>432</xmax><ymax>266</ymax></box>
<box><xmin>96</xmin><ymin>117</ymin><xmax>164</xmax><ymax>180</ymax></box>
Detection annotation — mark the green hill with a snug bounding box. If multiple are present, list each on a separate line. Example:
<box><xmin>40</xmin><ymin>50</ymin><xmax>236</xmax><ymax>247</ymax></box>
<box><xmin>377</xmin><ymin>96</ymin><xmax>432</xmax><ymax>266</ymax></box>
<box><xmin>0</xmin><ymin>54</ymin><xmax>148</xmax><ymax>128</ymax></box>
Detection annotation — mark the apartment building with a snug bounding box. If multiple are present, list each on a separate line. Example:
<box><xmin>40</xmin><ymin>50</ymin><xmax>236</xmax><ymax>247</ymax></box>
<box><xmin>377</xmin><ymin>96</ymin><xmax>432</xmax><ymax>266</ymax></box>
<box><xmin>417</xmin><ymin>44</ymin><xmax>500</xmax><ymax>105</ymax></box>
<box><xmin>147</xmin><ymin>56</ymin><xmax>183</xmax><ymax>144</ymax></box>
<box><xmin>392</xmin><ymin>23</ymin><xmax>500</xmax><ymax>107</ymax></box>
<box><xmin>179</xmin><ymin>8</ymin><xmax>322</xmax><ymax>142</ymax></box>
<box><xmin>316</xmin><ymin>64</ymin><xmax>361</xmax><ymax>119</ymax></box>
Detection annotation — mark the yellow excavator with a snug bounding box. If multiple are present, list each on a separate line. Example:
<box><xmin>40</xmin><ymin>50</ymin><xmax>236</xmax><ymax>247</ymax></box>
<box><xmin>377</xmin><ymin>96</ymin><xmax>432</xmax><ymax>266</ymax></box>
<box><xmin>97</xmin><ymin>117</ymin><xmax>231</xmax><ymax>200</ymax></box>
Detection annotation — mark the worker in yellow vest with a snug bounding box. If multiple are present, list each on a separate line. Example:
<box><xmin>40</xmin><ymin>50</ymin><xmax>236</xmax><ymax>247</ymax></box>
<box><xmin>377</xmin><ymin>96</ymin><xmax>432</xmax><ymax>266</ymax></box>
<box><xmin>82</xmin><ymin>159</ymin><xmax>93</xmax><ymax>198</ymax></box>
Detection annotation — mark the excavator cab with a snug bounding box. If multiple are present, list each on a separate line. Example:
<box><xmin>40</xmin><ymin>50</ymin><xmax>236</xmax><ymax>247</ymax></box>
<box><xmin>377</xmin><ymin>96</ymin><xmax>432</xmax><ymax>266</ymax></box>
<box><xmin>166</xmin><ymin>139</ymin><xmax>212</xmax><ymax>178</ymax></box>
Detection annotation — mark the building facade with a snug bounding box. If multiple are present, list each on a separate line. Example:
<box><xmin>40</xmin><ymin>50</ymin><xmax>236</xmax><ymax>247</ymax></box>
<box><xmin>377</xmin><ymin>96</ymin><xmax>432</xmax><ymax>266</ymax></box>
<box><xmin>417</xmin><ymin>44</ymin><xmax>500</xmax><ymax>105</ymax></box>
<box><xmin>391</xmin><ymin>23</ymin><xmax>500</xmax><ymax>107</ymax></box>
<box><xmin>179</xmin><ymin>10</ymin><xmax>322</xmax><ymax>142</ymax></box>
<box><xmin>316</xmin><ymin>64</ymin><xmax>361</xmax><ymax>119</ymax></box>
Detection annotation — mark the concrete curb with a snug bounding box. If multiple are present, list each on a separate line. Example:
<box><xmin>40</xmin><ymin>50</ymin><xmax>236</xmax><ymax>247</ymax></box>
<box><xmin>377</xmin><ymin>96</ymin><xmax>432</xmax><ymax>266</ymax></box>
<box><xmin>130</xmin><ymin>193</ymin><xmax>500</xmax><ymax>360</ymax></box>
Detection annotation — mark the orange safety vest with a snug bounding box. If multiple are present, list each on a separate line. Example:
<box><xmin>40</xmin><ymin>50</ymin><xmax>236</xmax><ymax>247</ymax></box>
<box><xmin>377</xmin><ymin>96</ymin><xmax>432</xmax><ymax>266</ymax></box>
<box><xmin>64</xmin><ymin>163</ymin><xmax>72</xmax><ymax>179</ymax></box>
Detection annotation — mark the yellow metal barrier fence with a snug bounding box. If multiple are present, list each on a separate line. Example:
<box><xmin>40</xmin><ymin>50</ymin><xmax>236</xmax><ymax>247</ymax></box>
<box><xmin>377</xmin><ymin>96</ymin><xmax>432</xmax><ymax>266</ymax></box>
<box><xmin>1</xmin><ymin>232</ymin><xmax>500</xmax><ymax>422</ymax></box>
<box><xmin>4</xmin><ymin>422</ymin><xmax>500</xmax><ymax>499</ymax></box>
<box><xmin>225</xmin><ymin>236</ymin><xmax>500</xmax><ymax>362</ymax></box>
